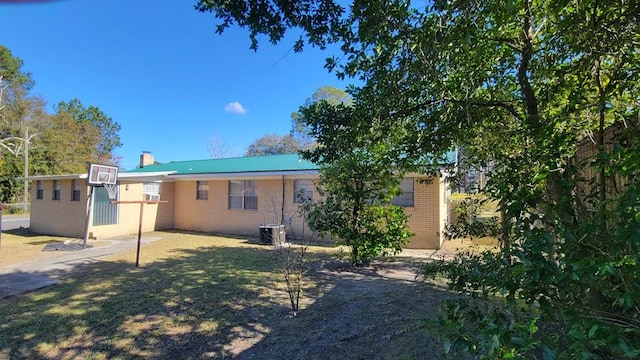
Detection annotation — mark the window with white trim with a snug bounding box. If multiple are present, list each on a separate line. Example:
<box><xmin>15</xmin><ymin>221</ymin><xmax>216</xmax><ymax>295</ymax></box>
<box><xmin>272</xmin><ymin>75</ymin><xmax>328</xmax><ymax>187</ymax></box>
<box><xmin>143</xmin><ymin>182</ymin><xmax>161</xmax><ymax>201</ymax></box>
<box><xmin>196</xmin><ymin>181</ymin><xmax>208</xmax><ymax>200</ymax></box>
<box><xmin>52</xmin><ymin>180</ymin><xmax>61</xmax><ymax>200</ymax></box>
<box><xmin>294</xmin><ymin>179</ymin><xmax>314</xmax><ymax>204</ymax></box>
<box><xmin>71</xmin><ymin>179</ymin><xmax>81</xmax><ymax>201</ymax></box>
<box><xmin>36</xmin><ymin>180</ymin><xmax>44</xmax><ymax>200</ymax></box>
<box><xmin>391</xmin><ymin>178</ymin><xmax>414</xmax><ymax>207</ymax></box>
<box><xmin>229</xmin><ymin>180</ymin><xmax>257</xmax><ymax>210</ymax></box>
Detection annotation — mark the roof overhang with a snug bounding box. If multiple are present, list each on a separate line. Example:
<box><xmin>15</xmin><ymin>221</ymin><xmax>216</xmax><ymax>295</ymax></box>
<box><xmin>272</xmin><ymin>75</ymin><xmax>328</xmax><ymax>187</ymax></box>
<box><xmin>118</xmin><ymin>171</ymin><xmax>176</xmax><ymax>182</ymax></box>
<box><xmin>19</xmin><ymin>174</ymin><xmax>87</xmax><ymax>181</ymax></box>
<box><xmin>168</xmin><ymin>170</ymin><xmax>319</xmax><ymax>181</ymax></box>
<box><xmin>20</xmin><ymin>171</ymin><xmax>177</xmax><ymax>183</ymax></box>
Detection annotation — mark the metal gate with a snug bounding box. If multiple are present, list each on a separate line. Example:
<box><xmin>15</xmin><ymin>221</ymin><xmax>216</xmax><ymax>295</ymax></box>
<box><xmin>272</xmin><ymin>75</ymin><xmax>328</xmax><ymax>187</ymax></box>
<box><xmin>93</xmin><ymin>186</ymin><xmax>119</xmax><ymax>226</ymax></box>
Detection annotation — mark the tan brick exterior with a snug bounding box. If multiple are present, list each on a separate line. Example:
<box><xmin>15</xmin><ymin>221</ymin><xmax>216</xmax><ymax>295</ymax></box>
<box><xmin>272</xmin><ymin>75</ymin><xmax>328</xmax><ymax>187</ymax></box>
<box><xmin>173</xmin><ymin>177</ymin><xmax>318</xmax><ymax>240</ymax></box>
<box><xmin>29</xmin><ymin>175</ymin><xmax>449</xmax><ymax>249</ymax></box>
<box><xmin>402</xmin><ymin>176</ymin><xmax>446</xmax><ymax>249</ymax></box>
<box><xmin>30</xmin><ymin>179</ymin><xmax>174</xmax><ymax>239</ymax></box>
<box><xmin>30</xmin><ymin>179</ymin><xmax>89</xmax><ymax>238</ymax></box>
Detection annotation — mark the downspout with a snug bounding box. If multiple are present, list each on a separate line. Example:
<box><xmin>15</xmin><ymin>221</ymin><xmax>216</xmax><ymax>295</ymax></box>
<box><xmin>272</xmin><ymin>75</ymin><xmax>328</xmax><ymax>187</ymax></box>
<box><xmin>281</xmin><ymin>176</ymin><xmax>285</xmax><ymax>225</ymax></box>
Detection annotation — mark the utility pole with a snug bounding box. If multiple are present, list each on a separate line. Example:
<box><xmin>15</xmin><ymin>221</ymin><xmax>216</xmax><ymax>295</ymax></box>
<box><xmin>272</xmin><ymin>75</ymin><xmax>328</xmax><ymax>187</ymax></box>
<box><xmin>23</xmin><ymin>126</ymin><xmax>29</xmax><ymax>212</ymax></box>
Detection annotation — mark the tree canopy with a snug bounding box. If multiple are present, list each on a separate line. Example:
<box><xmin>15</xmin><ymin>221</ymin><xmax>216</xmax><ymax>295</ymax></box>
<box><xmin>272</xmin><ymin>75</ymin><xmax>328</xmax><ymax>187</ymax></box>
<box><xmin>0</xmin><ymin>44</ymin><xmax>122</xmax><ymax>205</ymax></box>
<box><xmin>290</xmin><ymin>85</ymin><xmax>352</xmax><ymax>148</ymax></box>
<box><xmin>198</xmin><ymin>0</ymin><xmax>640</xmax><ymax>357</ymax></box>
<box><xmin>55</xmin><ymin>98</ymin><xmax>121</xmax><ymax>163</ymax></box>
<box><xmin>245</xmin><ymin>133</ymin><xmax>301</xmax><ymax>157</ymax></box>
<box><xmin>0</xmin><ymin>45</ymin><xmax>34</xmax><ymax>91</ymax></box>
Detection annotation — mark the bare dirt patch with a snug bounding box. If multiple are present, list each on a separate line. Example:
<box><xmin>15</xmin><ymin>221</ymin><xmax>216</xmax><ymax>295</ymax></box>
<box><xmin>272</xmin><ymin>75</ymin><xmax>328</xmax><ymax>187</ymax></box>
<box><xmin>231</xmin><ymin>239</ymin><xmax>494</xmax><ymax>359</ymax></box>
<box><xmin>233</xmin><ymin>257</ymin><xmax>455</xmax><ymax>359</ymax></box>
<box><xmin>0</xmin><ymin>233</ymin><xmax>490</xmax><ymax>359</ymax></box>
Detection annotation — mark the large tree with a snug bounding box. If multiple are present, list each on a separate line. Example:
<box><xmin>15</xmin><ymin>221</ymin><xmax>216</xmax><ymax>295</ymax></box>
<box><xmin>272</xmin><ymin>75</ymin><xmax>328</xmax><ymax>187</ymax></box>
<box><xmin>1</xmin><ymin>45</ymin><xmax>122</xmax><ymax>205</ymax></box>
<box><xmin>197</xmin><ymin>1</ymin><xmax>640</xmax><ymax>357</ymax></box>
<box><xmin>245</xmin><ymin>133</ymin><xmax>301</xmax><ymax>156</ymax></box>
<box><xmin>290</xmin><ymin>85</ymin><xmax>352</xmax><ymax>147</ymax></box>
<box><xmin>55</xmin><ymin>98</ymin><xmax>121</xmax><ymax>164</ymax></box>
<box><xmin>0</xmin><ymin>45</ymin><xmax>44</xmax><ymax>205</ymax></box>
<box><xmin>300</xmin><ymin>101</ymin><xmax>415</xmax><ymax>266</ymax></box>
<box><xmin>32</xmin><ymin>110</ymin><xmax>102</xmax><ymax>175</ymax></box>
<box><xmin>0</xmin><ymin>45</ymin><xmax>34</xmax><ymax>91</ymax></box>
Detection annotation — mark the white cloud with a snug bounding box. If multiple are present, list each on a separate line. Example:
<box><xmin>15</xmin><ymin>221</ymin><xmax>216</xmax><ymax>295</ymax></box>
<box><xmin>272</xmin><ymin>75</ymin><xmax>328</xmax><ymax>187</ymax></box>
<box><xmin>224</xmin><ymin>101</ymin><xmax>247</xmax><ymax>115</ymax></box>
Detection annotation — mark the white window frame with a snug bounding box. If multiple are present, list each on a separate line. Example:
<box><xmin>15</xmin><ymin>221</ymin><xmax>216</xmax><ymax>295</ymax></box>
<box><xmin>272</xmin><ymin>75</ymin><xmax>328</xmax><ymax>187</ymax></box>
<box><xmin>36</xmin><ymin>180</ymin><xmax>44</xmax><ymax>200</ymax></box>
<box><xmin>229</xmin><ymin>180</ymin><xmax>258</xmax><ymax>210</ymax></box>
<box><xmin>294</xmin><ymin>179</ymin><xmax>314</xmax><ymax>204</ymax></box>
<box><xmin>392</xmin><ymin>178</ymin><xmax>414</xmax><ymax>207</ymax></box>
<box><xmin>52</xmin><ymin>180</ymin><xmax>61</xmax><ymax>201</ymax></box>
<box><xmin>196</xmin><ymin>181</ymin><xmax>208</xmax><ymax>200</ymax></box>
<box><xmin>71</xmin><ymin>179</ymin><xmax>81</xmax><ymax>201</ymax></box>
<box><xmin>143</xmin><ymin>182</ymin><xmax>161</xmax><ymax>201</ymax></box>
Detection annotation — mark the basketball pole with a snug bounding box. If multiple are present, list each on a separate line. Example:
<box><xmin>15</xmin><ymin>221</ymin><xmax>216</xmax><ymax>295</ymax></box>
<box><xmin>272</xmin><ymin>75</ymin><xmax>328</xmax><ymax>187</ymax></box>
<box><xmin>82</xmin><ymin>186</ymin><xmax>95</xmax><ymax>248</ymax></box>
<box><xmin>110</xmin><ymin>200</ymin><xmax>168</xmax><ymax>267</ymax></box>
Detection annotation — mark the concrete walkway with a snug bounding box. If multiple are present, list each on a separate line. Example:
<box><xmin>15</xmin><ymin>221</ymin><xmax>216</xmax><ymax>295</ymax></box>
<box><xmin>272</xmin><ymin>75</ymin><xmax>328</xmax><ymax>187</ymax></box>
<box><xmin>0</xmin><ymin>236</ymin><xmax>161</xmax><ymax>299</ymax></box>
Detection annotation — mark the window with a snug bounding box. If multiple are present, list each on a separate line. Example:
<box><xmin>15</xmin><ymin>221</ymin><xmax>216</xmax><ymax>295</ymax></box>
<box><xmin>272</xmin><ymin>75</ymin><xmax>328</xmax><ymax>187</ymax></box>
<box><xmin>196</xmin><ymin>181</ymin><xmax>208</xmax><ymax>200</ymax></box>
<box><xmin>52</xmin><ymin>180</ymin><xmax>61</xmax><ymax>200</ymax></box>
<box><xmin>391</xmin><ymin>178</ymin><xmax>414</xmax><ymax>207</ymax></box>
<box><xmin>36</xmin><ymin>180</ymin><xmax>44</xmax><ymax>200</ymax></box>
<box><xmin>294</xmin><ymin>179</ymin><xmax>314</xmax><ymax>204</ymax></box>
<box><xmin>143</xmin><ymin>182</ymin><xmax>161</xmax><ymax>201</ymax></box>
<box><xmin>71</xmin><ymin>179</ymin><xmax>81</xmax><ymax>201</ymax></box>
<box><xmin>229</xmin><ymin>180</ymin><xmax>257</xmax><ymax>210</ymax></box>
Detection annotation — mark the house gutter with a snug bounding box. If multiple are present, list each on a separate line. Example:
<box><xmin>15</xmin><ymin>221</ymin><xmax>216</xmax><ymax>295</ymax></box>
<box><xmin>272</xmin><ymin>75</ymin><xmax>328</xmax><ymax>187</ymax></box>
<box><xmin>20</xmin><ymin>171</ymin><xmax>177</xmax><ymax>182</ymax></box>
<box><xmin>19</xmin><ymin>174</ymin><xmax>88</xmax><ymax>181</ymax></box>
<box><xmin>167</xmin><ymin>170</ymin><xmax>319</xmax><ymax>181</ymax></box>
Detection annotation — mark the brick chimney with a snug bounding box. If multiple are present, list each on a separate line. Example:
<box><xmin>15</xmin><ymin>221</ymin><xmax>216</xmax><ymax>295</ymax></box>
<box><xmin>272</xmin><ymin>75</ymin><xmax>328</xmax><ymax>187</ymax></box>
<box><xmin>140</xmin><ymin>151</ymin><xmax>154</xmax><ymax>168</ymax></box>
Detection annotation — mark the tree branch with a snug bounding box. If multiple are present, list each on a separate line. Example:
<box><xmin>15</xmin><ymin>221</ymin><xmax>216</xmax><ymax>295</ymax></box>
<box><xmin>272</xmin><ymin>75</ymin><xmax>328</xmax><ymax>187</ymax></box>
<box><xmin>387</xmin><ymin>98</ymin><xmax>523</xmax><ymax>122</ymax></box>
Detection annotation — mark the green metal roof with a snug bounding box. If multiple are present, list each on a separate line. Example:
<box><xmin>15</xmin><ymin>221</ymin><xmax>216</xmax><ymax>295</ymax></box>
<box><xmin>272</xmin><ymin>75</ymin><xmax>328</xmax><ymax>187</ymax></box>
<box><xmin>124</xmin><ymin>153</ymin><xmax>318</xmax><ymax>175</ymax></box>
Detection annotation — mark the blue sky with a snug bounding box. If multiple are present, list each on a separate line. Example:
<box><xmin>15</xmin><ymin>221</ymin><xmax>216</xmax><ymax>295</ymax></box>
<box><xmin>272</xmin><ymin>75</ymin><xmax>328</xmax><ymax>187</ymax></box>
<box><xmin>0</xmin><ymin>0</ymin><xmax>351</xmax><ymax>170</ymax></box>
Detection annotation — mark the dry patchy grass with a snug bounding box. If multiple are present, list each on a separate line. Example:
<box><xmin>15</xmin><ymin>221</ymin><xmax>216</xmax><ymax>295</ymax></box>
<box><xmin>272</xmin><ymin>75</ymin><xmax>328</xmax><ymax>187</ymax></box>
<box><xmin>0</xmin><ymin>229</ymin><xmax>109</xmax><ymax>267</ymax></box>
<box><xmin>0</xmin><ymin>231</ymin><xmax>454</xmax><ymax>359</ymax></box>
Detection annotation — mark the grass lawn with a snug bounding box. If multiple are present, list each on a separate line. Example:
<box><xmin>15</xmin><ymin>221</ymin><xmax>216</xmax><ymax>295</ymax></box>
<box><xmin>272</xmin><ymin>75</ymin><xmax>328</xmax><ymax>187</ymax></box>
<box><xmin>0</xmin><ymin>228</ymin><xmax>111</xmax><ymax>267</ymax></box>
<box><xmin>0</xmin><ymin>230</ymin><xmax>454</xmax><ymax>359</ymax></box>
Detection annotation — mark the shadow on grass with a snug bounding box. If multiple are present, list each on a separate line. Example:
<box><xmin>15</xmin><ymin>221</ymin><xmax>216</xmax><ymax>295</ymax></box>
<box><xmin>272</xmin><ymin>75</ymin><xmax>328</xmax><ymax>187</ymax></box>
<box><xmin>2</xmin><ymin>228</ymin><xmax>36</xmax><ymax>237</ymax></box>
<box><xmin>235</xmin><ymin>260</ymin><xmax>455</xmax><ymax>360</ymax></box>
<box><xmin>0</xmin><ymin>237</ymin><xmax>453</xmax><ymax>359</ymax></box>
<box><xmin>26</xmin><ymin>239</ymin><xmax>66</xmax><ymax>246</ymax></box>
<box><xmin>0</xmin><ymin>245</ymin><xmax>292</xmax><ymax>359</ymax></box>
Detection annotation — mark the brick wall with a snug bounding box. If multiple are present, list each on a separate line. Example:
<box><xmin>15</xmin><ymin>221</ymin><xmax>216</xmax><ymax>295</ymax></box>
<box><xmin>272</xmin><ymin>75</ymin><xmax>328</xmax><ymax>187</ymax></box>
<box><xmin>172</xmin><ymin>177</ymin><xmax>318</xmax><ymax>240</ymax></box>
<box><xmin>30</xmin><ymin>179</ymin><xmax>88</xmax><ymax>238</ymax></box>
<box><xmin>30</xmin><ymin>175</ymin><xmax>448</xmax><ymax>249</ymax></box>
<box><xmin>403</xmin><ymin>176</ymin><xmax>444</xmax><ymax>249</ymax></box>
<box><xmin>30</xmin><ymin>179</ymin><xmax>175</xmax><ymax>239</ymax></box>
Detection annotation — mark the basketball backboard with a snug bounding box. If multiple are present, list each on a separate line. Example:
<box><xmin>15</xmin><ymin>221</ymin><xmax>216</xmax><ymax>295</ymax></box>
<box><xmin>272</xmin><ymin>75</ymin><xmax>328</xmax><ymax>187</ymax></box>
<box><xmin>87</xmin><ymin>163</ymin><xmax>119</xmax><ymax>186</ymax></box>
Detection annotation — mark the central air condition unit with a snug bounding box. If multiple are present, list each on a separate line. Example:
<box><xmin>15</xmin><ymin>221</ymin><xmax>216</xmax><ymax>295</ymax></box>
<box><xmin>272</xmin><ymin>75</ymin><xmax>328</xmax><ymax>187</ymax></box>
<box><xmin>259</xmin><ymin>225</ymin><xmax>286</xmax><ymax>245</ymax></box>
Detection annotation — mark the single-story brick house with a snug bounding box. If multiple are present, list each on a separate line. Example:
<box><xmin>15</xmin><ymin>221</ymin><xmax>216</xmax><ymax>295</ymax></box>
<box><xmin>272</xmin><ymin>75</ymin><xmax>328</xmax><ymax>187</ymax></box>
<box><xmin>24</xmin><ymin>153</ymin><xmax>451</xmax><ymax>249</ymax></box>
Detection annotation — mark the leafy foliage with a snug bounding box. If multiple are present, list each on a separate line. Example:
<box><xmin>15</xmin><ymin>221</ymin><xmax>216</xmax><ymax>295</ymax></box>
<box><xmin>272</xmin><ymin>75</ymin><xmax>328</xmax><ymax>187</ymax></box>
<box><xmin>290</xmin><ymin>85</ymin><xmax>352</xmax><ymax>148</ymax></box>
<box><xmin>306</xmin><ymin>149</ymin><xmax>413</xmax><ymax>267</ymax></box>
<box><xmin>445</xmin><ymin>195</ymin><xmax>499</xmax><ymax>241</ymax></box>
<box><xmin>199</xmin><ymin>0</ymin><xmax>640</xmax><ymax>356</ymax></box>
<box><xmin>245</xmin><ymin>133</ymin><xmax>301</xmax><ymax>156</ymax></box>
<box><xmin>55</xmin><ymin>98</ymin><xmax>121</xmax><ymax>163</ymax></box>
<box><xmin>0</xmin><ymin>44</ymin><xmax>122</xmax><ymax>203</ymax></box>
<box><xmin>299</xmin><ymin>101</ymin><xmax>415</xmax><ymax>266</ymax></box>
<box><xmin>0</xmin><ymin>45</ymin><xmax>34</xmax><ymax>91</ymax></box>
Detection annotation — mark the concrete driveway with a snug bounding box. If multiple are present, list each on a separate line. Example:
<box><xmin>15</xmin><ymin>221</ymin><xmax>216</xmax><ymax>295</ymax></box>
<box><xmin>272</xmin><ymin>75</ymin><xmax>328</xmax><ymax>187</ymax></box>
<box><xmin>0</xmin><ymin>235</ymin><xmax>161</xmax><ymax>298</ymax></box>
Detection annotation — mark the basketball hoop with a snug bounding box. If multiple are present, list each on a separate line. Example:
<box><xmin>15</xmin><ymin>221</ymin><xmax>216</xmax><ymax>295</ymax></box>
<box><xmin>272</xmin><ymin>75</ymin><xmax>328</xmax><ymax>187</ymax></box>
<box><xmin>84</xmin><ymin>163</ymin><xmax>120</xmax><ymax>248</ymax></box>
<box><xmin>103</xmin><ymin>183</ymin><xmax>119</xmax><ymax>200</ymax></box>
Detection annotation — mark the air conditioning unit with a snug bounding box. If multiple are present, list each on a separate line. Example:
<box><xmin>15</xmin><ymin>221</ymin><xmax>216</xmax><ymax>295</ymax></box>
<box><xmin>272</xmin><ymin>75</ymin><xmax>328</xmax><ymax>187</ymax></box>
<box><xmin>144</xmin><ymin>193</ymin><xmax>161</xmax><ymax>201</ymax></box>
